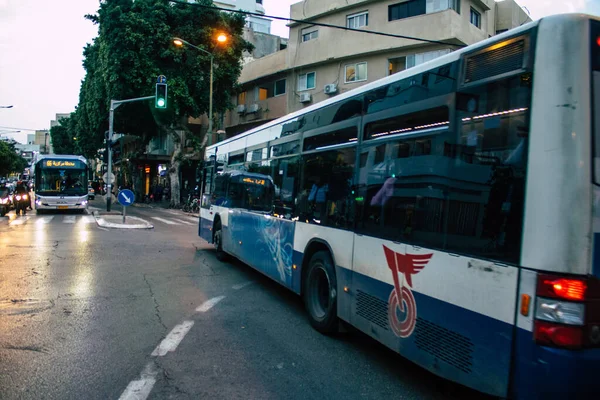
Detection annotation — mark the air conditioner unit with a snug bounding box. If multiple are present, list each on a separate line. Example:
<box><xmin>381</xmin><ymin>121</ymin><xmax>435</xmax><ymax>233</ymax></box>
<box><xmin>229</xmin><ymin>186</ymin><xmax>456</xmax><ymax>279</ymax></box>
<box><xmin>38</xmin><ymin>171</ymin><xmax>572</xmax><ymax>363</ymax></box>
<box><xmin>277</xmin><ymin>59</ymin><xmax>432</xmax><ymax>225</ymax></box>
<box><xmin>236</xmin><ymin>104</ymin><xmax>246</xmax><ymax>114</ymax></box>
<box><xmin>324</xmin><ymin>84</ymin><xmax>338</xmax><ymax>94</ymax></box>
<box><xmin>299</xmin><ymin>93</ymin><xmax>312</xmax><ymax>103</ymax></box>
<box><xmin>247</xmin><ymin>103</ymin><xmax>260</xmax><ymax>113</ymax></box>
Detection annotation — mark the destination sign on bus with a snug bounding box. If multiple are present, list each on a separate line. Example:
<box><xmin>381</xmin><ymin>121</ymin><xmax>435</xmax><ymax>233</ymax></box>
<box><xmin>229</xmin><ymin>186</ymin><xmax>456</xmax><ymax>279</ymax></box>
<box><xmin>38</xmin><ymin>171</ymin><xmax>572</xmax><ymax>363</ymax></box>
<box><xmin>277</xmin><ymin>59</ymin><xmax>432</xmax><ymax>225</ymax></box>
<box><xmin>242</xmin><ymin>177</ymin><xmax>266</xmax><ymax>186</ymax></box>
<box><xmin>43</xmin><ymin>160</ymin><xmax>84</xmax><ymax>169</ymax></box>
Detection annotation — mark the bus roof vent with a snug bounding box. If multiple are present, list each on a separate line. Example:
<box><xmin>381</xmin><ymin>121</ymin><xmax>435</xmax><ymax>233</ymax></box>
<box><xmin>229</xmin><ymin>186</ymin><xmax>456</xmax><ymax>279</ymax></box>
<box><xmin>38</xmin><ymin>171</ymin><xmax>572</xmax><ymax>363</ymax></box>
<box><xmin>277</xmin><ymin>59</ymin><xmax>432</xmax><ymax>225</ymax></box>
<box><xmin>463</xmin><ymin>36</ymin><xmax>528</xmax><ymax>85</ymax></box>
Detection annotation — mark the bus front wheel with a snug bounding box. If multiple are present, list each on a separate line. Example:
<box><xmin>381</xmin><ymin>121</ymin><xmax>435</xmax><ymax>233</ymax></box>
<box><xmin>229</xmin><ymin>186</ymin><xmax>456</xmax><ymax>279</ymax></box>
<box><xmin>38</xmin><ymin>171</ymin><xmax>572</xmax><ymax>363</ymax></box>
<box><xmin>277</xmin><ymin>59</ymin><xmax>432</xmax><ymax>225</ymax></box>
<box><xmin>304</xmin><ymin>250</ymin><xmax>339</xmax><ymax>334</ymax></box>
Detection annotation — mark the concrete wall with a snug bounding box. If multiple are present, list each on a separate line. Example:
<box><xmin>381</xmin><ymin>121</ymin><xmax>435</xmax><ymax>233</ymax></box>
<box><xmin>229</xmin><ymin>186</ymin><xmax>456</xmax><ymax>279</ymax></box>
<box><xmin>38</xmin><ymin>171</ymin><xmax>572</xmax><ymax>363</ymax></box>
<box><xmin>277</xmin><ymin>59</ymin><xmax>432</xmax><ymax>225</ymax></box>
<box><xmin>287</xmin><ymin>1</ymin><xmax>491</xmax><ymax>70</ymax></box>
<box><xmin>495</xmin><ymin>0</ymin><xmax>532</xmax><ymax>33</ymax></box>
<box><xmin>239</xmin><ymin>50</ymin><xmax>288</xmax><ymax>83</ymax></box>
<box><xmin>242</xmin><ymin>28</ymin><xmax>288</xmax><ymax>63</ymax></box>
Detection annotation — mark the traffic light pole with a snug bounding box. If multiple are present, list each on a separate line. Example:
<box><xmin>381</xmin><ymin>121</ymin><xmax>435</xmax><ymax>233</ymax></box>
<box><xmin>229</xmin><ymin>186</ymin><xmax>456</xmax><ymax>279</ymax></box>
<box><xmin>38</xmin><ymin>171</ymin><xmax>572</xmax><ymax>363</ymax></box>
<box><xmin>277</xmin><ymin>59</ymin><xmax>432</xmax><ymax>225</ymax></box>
<box><xmin>106</xmin><ymin>95</ymin><xmax>154</xmax><ymax>212</ymax></box>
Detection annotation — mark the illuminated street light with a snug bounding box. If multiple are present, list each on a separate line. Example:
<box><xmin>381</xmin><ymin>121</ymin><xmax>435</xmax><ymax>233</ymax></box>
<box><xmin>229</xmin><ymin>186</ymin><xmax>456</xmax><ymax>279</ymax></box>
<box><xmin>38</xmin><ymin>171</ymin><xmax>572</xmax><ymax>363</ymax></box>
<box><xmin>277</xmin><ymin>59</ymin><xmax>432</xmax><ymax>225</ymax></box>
<box><xmin>173</xmin><ymin>34</ymin><xmax>229</xmax><ymax>142</ymax></box>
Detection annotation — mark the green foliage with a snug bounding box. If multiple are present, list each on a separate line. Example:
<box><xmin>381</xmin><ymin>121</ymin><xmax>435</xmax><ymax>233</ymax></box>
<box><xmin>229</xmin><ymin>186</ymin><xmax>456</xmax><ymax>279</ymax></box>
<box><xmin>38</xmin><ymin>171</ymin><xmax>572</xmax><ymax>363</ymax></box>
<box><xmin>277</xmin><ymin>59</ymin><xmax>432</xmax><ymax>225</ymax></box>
<box><xmin>0</xmin><ymin>141</ymin><xmax>28</xmax><ymax>176</ymax></box>
<box><xmin>73</xmin><ymin>0</ymin><xmax>252</xmax><ymax>154</ymax></box>
<box><xmin>49</xmin><ymin>115</ymin><xmax>76</xmax><ymax>155</ymax></box>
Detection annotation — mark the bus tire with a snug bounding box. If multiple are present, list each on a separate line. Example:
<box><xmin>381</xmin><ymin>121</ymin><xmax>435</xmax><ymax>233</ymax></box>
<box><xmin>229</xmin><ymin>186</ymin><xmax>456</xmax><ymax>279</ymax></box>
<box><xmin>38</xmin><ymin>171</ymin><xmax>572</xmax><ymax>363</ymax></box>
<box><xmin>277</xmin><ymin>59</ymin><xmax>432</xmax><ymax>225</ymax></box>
<box><xmin>214</xmin><ymin>223</ymin><xmax>228</xmax><ymax>262</ymax></box>
<box><xmin>304</xmin><ymin>250</ymin><xmax>339</xmax><ymax>334</ymax></box>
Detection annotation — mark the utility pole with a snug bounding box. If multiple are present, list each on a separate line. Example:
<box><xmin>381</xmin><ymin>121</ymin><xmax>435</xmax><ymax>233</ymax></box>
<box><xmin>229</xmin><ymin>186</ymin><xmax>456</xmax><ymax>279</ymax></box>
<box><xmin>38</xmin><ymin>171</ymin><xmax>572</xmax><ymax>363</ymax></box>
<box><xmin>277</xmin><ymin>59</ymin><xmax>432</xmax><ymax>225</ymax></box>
<box><xmin>106</xmin><ymin>95</ymin><xmax>154</xmax><ymax>212</ymax></box>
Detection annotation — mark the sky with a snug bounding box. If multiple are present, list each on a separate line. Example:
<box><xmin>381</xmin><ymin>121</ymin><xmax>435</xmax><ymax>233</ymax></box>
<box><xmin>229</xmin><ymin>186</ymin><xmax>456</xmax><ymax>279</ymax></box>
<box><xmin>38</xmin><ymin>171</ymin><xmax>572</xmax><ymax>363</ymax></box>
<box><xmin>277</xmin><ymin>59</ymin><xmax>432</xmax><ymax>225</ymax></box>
<box><xmin>1</xmin><ymin>0</ymin><xmax>599</xmax><ymax>144</ymax></box>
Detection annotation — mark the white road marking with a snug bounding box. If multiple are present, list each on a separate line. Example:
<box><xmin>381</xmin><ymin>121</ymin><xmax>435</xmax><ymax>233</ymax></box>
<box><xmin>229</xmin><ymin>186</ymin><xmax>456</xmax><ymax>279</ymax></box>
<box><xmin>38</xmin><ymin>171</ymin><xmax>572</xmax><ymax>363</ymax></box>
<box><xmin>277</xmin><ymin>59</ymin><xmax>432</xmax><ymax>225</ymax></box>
<box><xmin>37</xmin><ymin>216</ymin><xmax>54</xmax><ymax>224</ymax></box>
<box><xmin>118</xmin><ymin>362</ymin><xmax>158</xmax><ymax>400</ymax></box>
<box><xmin>232</xmin><ymin>281</ymin><xmax>254</xmax><ymax>290</ymax></box>
<box><xmin>151</xmin><ymin>217</ymin><xmax>178</xmax><ymax>225</ymax></box>
<box><xmin>170</xmin><ymin>218</ymin><xmax>193</xmax><ymax>225</ymax></box>
<box><xmin>63</xmin><ymin>216</ymin><xmax>76</xmax><ymax>224</ymax></box>
<box><xmin>80</xmin><ymin>216</ymin><xmax>95</xmax><ymax>224</ymax></box>
<box><xmin>183</xmin><ymin>217</ymin><xmax>199</xmax><ymax>223</ymax></box>
<box><xmin>98</xmin><ymin>227</ymin><xmax>109</xmax><ymax>232</ymax></box>
<box><xmin>10</xmin><ymin>216</ymin><xmax>30</xmax><ymax>226</ymax></box>
<box><xmin>196</xmin><ymin>296</ymin><xmax>225</xmax><ymax>312</ymax></box>
<box><xmin>151</xmin><ymin>320</ymin><xmax>195</xmax><ymax>357</ymax></box>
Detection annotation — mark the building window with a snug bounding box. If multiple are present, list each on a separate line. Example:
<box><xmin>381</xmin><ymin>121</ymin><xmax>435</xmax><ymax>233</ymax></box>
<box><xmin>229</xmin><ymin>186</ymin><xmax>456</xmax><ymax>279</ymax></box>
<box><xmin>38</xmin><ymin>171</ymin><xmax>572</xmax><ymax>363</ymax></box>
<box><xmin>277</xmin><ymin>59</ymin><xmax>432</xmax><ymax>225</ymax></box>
<box><xmin>406</xmin><ymin>49</ymin><xmax>451</xmax><ymax>69</ymax></box>
<box><xmin>347</xmin><ymin>11</ymin><xmax>368</xmax><ymax>28</ymax></box>
<box><xmin>389</xmin><ymin>0</ymin><xmax>426</xmax><ymax>21</ymax></box>
<box><xmin>345</xmin><ymin>62</ymin><xmax>368</xmax><ymax>83</ymax></box>
<box><xmin>470</xmin><ymin>8</ymin><xmax>481</xmax><ymax>28</ymax></box>
<box><xmin>389</xmin><ymin>57</ymin><xmax>407</xmax><ymax>75</ymax></box>
<box><xmin>237</xmin><ymin>91</ymin><xmax>246</xmax><ymax>105</ymax></box>
<box><xmin>302</xmin><ymin>28</ymin><xmax>319</xmax><ymax>42</ymax></box>
<box><xmin>425</xmin><ymin>0</ymin><xmax>460</xmax><ymax>14</ymax></box>
<box><xmin>298</xmin><ymin>72</ymin><xmax>316</xmax><ymax>91</ymax></box>
<box><xmin>256</xmin><ymin>0</ymin><xmax>262</xmax><ymax>4</ymax></box>
<box><xmin>275</xmin><ymin>79</ymin><xmax>286</xmax><ymax>96</ymax></box>
<box><xmin>496</xmin><ymin>29</ymin><xmax>508</xmax><ymax>35</ymax></box>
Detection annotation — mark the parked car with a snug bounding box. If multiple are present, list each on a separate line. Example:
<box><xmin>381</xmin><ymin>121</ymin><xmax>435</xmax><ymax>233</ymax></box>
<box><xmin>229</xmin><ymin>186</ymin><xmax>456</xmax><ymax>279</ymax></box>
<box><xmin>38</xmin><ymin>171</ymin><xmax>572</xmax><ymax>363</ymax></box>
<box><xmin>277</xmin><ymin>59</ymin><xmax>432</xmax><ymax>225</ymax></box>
<box><xmin>88</xmin><ymin>186</ymin><xmax>95</xmax><ymax>200</ymax></box>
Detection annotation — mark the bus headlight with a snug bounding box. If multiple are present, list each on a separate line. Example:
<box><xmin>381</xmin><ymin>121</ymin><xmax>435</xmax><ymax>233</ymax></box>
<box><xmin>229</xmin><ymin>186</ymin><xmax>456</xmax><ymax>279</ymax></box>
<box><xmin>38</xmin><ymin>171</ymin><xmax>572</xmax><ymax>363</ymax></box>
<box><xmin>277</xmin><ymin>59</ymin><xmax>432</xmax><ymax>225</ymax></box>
<box><xmin>15</xmin><ymin>195</ymin><xmax>21</xmax><ymax>201</ymax></box>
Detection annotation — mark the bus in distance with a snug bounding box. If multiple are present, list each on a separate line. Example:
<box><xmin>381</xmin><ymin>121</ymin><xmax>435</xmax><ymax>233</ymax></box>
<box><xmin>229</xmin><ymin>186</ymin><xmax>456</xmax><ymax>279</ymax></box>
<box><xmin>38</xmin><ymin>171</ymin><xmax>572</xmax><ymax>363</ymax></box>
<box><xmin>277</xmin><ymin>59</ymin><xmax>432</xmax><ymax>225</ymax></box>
<box><xmin>199</xmin><ymin>14</ymin><xmax>600</xmax><ymax>399</ymax></box>
<box><xmin>32</xmin><ymin>155</ymin><xmax>89</xmax><ymax>213</ymax></box>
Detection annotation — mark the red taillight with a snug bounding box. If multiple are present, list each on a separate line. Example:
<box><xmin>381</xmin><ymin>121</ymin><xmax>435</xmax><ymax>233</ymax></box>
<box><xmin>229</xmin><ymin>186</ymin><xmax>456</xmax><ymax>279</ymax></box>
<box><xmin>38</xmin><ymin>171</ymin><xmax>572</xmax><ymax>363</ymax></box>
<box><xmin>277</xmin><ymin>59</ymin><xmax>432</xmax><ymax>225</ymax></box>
<box><xmin>537</xmin><ymin>275</ymin><xmax>587</xmax><ymax>301</ymax></box>
<box><xmin>534</xmin><ymin>321</ymin><xmax>583</xmax><ymax>348</ymax></box>
<box><xmin>546</xmin><ymin>278</ymin><xmax>586</xmax><ymax>301</ymax></box>
<box><xmin>597</xmin><ymin>36</ymin><xmax>600</xmax><ymax>46</ymax></box>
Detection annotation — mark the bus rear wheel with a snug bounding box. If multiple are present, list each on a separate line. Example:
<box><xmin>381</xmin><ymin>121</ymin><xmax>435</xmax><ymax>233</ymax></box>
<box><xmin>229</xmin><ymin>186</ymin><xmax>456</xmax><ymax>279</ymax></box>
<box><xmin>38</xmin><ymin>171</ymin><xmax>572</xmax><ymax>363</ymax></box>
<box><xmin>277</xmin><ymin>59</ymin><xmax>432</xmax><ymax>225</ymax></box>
<box><xmin>213</xmin><ymin>223</ymin><xmax>228</xmax><ymax>262</ymax></box>
<box><xmin>304</xmin><ymin>250</ymin><xmax>338</xmax><ymax>334</ymax></box>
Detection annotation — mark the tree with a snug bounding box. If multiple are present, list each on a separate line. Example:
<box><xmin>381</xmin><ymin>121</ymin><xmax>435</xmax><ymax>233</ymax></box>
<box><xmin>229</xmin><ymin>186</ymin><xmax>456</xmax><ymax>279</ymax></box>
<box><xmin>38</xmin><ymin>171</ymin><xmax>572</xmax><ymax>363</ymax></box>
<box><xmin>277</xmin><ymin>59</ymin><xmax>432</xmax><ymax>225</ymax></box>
<box><xmin>0</xmin><ymin>141</ymin><xmax>28</xmax><ymax>177</ymax></box>
<box><xmin>49</xmin><ymin>115</ymin><xmax>76</xmax><ymax>155</ymax></box>
<box><xmin>80</xmin><ymin>0</ymin><xmax>251</xmax><ymax>205</ymax></box>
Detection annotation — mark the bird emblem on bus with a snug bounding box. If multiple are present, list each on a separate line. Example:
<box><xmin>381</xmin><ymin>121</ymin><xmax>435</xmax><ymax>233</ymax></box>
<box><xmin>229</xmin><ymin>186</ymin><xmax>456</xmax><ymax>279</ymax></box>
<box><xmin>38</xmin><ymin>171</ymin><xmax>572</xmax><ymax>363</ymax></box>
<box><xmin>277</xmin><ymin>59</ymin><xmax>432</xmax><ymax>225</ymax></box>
<box><xmin>383</xmin><ymin>245</ymin><xmax>433</xmax><ymax>338</ymax></box>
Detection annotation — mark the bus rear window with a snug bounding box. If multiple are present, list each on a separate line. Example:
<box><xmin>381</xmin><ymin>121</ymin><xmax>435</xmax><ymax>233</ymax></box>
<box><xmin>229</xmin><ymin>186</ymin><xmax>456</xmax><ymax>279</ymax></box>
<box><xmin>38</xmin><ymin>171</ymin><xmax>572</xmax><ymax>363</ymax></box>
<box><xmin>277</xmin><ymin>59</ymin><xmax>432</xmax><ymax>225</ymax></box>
<box><xmin>592</xmin><ymin>20</ymin><xmax>600</xmax><ymax>184</ymax></box>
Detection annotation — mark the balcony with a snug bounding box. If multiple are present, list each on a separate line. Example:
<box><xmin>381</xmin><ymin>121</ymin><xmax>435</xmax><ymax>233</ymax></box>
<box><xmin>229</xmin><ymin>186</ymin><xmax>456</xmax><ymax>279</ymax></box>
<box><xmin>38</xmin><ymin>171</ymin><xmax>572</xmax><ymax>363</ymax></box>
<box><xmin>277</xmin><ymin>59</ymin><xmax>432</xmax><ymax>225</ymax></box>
<box><xmin>224</xmin><ymin>94</ymin><xmax>287</xmax><ymax>134</ymax></box>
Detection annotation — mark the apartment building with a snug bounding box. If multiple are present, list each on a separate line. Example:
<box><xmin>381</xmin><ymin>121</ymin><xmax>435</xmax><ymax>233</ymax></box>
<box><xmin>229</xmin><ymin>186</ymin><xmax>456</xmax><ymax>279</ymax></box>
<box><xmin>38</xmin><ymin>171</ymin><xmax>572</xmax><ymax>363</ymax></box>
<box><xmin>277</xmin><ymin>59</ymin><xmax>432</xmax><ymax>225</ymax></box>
<box><xmin>216</xmin><ymin>0</ymin><xmax>530</xmax><ymax>143</ymax></box>
<box><xmin>214</xmin><ymin>0</ymin><xmax>272</xmax><ymax>33</ymax></box>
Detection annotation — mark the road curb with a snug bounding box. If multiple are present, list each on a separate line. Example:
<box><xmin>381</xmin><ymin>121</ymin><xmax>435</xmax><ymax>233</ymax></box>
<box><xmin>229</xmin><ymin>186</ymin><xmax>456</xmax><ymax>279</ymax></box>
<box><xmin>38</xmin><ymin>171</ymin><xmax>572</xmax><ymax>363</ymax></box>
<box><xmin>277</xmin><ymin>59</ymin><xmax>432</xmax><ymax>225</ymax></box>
<box><xmin>92</xmin><ymin>211</ymin><xmax>154</xmax><ymax>229</ymax></box>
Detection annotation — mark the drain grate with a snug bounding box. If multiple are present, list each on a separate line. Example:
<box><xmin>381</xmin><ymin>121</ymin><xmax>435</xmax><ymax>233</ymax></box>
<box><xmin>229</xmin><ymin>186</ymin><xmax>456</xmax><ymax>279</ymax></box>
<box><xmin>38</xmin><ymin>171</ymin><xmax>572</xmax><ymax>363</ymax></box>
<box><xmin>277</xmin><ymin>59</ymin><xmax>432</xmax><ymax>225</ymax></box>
<box><xmin>356</xmin><ymin>290</ymin><xmax>389</xmax><ymax>330</ymax></box>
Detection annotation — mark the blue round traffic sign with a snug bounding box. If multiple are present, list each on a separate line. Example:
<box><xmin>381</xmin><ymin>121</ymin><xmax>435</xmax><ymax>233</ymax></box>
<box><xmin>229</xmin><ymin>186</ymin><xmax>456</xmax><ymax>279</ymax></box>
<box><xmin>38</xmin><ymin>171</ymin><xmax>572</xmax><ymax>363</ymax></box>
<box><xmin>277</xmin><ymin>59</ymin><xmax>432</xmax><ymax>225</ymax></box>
<box><xmin>118</xmin><ymin>189</ymin><xmax>135</xmax><ymax>206</ymax></box>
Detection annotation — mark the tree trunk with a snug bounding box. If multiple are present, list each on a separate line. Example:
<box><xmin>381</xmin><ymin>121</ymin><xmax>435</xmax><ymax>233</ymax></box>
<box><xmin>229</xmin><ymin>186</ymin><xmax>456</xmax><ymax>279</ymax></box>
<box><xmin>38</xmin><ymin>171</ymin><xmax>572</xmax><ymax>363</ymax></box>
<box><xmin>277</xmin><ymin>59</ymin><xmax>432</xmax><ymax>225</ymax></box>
<box><xmin>169</xmin><ymin>129</ymin><xmax>183</xmax><ymax>207</ymax></box>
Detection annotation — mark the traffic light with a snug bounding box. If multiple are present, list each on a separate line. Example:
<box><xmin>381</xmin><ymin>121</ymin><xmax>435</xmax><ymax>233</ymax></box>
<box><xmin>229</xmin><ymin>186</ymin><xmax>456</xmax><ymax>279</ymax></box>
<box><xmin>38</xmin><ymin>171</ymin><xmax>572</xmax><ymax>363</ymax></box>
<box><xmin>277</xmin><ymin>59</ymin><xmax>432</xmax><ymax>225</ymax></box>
<box><xmin>155</xmin><ymin>83</ymin><xmax>167</xmax><ymax>109</ymax></box>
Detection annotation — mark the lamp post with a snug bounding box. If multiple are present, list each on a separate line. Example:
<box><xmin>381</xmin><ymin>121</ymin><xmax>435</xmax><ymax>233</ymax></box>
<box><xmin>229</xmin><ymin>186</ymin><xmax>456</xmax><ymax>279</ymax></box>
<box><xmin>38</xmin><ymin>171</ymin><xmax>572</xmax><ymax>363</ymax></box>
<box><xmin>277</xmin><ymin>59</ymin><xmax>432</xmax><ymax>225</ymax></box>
<box><xmin>173</xmin><ymin>34</ymin><xmax>227</xmax><ymax>143</ymax></box>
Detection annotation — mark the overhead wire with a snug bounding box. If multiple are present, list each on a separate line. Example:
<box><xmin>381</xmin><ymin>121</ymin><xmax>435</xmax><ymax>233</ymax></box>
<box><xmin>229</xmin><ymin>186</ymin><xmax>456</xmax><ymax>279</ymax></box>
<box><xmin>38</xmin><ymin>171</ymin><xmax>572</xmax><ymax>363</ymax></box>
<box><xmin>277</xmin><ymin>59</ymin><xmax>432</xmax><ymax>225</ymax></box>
<box><xmin>168</xmin><ymin>0</ymin><xmax>467</xmax><ymax>48</ymax></box>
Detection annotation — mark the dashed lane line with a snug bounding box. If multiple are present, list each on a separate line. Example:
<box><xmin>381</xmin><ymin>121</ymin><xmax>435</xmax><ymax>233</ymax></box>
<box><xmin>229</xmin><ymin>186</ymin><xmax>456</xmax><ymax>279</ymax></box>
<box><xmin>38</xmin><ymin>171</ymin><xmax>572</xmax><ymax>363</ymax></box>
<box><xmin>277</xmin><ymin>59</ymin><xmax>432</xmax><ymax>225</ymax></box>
<box><xmin>232</xmin><ymin>281</ymin><xmax>254</xmax><ymax>290</ymax></box>
<box><xmin>195</xmin><ymin>295</ymin><xmax>226</xmax><ymax>313</ymax></box>
<box><xmin>151</xmin><ymin>321</ymin><xmax>195</xmax><ymax>357</ymax></box>
<box><xmin>120</xmin><ymin>295</ymin><xmax>226</xmax><ymax>399</ymax></box>
<box><xmin>118</xmin><ymin>362</ymin><xmax>158</xmax><ymax>400</ymax></box>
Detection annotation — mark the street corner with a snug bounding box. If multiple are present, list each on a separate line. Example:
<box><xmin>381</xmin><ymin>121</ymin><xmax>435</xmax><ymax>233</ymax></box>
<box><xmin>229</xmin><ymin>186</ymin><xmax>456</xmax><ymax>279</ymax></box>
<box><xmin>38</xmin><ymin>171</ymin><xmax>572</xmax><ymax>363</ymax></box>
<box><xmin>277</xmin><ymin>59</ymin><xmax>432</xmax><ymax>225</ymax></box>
<box><xmin>93</xmin><ymin>213</ymin><xmax>154</xmax><ymax>229</ymax></box>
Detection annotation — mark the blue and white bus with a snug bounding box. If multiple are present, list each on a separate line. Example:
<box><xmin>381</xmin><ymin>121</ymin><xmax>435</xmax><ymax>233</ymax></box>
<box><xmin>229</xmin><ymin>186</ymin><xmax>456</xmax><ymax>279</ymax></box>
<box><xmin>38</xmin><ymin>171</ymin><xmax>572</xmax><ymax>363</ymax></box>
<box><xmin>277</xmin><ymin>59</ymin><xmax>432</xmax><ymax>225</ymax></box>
<box><xmin>32</xmin><ymin>155</ymin><xmax>89</xmax><ymax>212</ymax></box>
<box><xmin>200</xmin><ymin>14</ymin><xmax>600</xmax><ymax>398</ymax></box>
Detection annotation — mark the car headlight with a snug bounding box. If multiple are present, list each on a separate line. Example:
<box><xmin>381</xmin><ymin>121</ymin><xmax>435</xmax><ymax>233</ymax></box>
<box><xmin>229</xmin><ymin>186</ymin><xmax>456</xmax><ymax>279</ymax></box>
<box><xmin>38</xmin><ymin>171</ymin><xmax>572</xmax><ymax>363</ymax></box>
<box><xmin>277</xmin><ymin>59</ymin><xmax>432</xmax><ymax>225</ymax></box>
<box><xmin>23</xmin><ymin>194</ymin><xmax>27</xmax><ymax>200</ymax></box>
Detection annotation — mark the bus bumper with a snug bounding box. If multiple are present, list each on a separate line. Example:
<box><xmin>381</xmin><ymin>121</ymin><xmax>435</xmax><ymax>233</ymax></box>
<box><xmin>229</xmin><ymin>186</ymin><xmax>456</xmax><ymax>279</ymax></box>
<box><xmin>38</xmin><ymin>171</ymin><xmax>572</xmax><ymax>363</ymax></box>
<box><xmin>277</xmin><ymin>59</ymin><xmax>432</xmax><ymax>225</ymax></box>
<box><xmin>512</xmin><ymin>328</ymin><xmax>600</xmax><ymax>399</ymax></box>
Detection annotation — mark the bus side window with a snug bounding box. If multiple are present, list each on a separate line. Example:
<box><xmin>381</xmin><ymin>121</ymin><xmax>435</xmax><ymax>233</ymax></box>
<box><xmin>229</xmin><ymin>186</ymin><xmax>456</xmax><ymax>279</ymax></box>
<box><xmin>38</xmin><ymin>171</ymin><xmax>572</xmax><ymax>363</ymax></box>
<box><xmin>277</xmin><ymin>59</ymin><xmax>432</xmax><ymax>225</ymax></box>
<box><xmin>300</xmin><ymin>148</ymin><xmax>355</xmax><ymax>229</ymax></box>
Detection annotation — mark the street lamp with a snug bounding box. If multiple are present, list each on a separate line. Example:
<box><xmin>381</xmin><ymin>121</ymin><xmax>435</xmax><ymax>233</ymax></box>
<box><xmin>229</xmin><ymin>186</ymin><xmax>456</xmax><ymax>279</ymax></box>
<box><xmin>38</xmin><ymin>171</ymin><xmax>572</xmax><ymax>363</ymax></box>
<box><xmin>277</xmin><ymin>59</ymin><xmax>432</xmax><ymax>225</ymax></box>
<box><xmin>0</xmin><ymin>105</ymin><xmax>13</xmax><ymax>109</ymax></box>
<box><xmin>173</xmin><ymin>34</ymin><xmax>228</xmax><ymax>143</ymax></box>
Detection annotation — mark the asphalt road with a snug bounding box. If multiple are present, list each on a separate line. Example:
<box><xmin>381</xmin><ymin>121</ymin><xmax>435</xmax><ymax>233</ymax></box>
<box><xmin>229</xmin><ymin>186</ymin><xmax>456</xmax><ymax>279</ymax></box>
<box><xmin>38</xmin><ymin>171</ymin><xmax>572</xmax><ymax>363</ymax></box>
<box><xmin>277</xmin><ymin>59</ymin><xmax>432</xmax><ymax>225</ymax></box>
<box><xmin>0</xmin><ymin>199</ymin><xmax>487</xmax><ymax>400</ymax></box>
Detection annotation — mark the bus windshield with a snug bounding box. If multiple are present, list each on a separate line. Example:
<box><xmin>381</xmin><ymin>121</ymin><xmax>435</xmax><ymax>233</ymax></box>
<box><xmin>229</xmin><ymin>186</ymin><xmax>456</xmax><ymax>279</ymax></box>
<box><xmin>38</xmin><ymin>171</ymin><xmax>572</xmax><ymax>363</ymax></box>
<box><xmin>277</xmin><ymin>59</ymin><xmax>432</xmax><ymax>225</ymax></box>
<box><xmin>36</xmin><ymin>167</ymin><xmax>87</xmax><ymax>196</ymax></box>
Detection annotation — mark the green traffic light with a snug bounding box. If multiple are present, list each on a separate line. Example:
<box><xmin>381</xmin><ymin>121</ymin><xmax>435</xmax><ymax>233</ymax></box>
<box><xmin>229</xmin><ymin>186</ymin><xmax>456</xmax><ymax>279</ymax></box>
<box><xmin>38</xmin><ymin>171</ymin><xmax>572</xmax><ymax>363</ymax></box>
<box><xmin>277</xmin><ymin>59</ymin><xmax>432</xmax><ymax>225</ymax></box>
<box><xmin>157</xmin><ymin>98</ymin><xmax>165</xmax><ymax>107</ymax></box>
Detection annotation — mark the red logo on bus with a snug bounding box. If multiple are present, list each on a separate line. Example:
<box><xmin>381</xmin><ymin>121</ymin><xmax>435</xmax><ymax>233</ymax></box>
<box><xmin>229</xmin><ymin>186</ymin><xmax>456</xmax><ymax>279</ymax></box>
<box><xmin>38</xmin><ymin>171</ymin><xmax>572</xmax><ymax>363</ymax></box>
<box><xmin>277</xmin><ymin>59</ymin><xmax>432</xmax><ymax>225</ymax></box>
<box><xmin>384</xmin><ymin>245</ymin><xmax>433</xmax><ymax>338</ymax></box>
